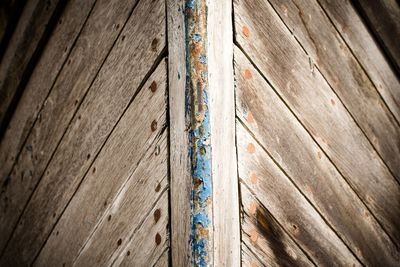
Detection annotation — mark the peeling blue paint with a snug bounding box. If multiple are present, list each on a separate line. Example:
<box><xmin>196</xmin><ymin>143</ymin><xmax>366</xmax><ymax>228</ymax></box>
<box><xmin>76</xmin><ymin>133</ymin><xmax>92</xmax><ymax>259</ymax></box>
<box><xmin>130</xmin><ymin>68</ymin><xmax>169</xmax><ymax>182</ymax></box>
<box><xmin>185</xmin><ymin>0</ymin><xmax>212</xmax><ymax>266</ymax></box>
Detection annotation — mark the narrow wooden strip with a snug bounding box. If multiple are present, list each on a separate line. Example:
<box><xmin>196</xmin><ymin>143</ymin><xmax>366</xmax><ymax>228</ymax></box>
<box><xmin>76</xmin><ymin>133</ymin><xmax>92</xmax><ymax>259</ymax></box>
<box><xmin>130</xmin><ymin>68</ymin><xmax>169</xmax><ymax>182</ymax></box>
<box><xmin>0</xmin><ymin>0</ymin><xmax>166</xmax><ymax>263</ymax></box>
<box><xmin>234</xmin><ymin>0</ymin><xmax>400</xmax><ymax>247</ymax></box>
<box><xmin>234</xmin><ymin>48</ymin><xmax>400</xmax><ymax>265</ymax></box>
<box><xmin>0</xmin><ymin>0</ymin><xmax>140</xmax><ymax>254</ymax></box>
<box><xmin>153</xmin><ymin>249</ymin><xmax>170</xmax><ymax>267</ymax></box>
<box><xmin>111</xmin><ymin>191</ymin><xmax>170</xmax><ymax>267</ymax></box>
<box><xmin>317</xmin><ymin>0</ymin><xmax>400</xmax><ymax>123</ymax></box>
<box><xmin>0</xmin><ymin>0</ymin><xmax>96</xmax><ymax>209</ymax></box>
<box><xmin>242</xmin><ymin>243</ymin><xmax>266</xmax><ymax>267</ymax></box>
<box><xmin>240</xmin><ymin>183</ymin><xmax>314</xmax><ymax>266</ymax></box>
<box><xmin>267</xmin><ymin>0</ymin><xmax>400</xmax><ymax>180</ymax></box>
<box><xmin>167</xmin><ymin>1</ymin><xmax>192</xmax><ymax>266</ymax></box>
<box><xmin>0</xmin><ymin>0</ymin><xmax>61</xmax><ymax>127</ymax></box>
<box><xmin>353</xmin><ymin>0</ymin><xmax>400</xmax><ymax>72</ymax></box>
<box><xmin>71</xmin><ymin>132</ymin><xmax>168</xmax><ymax>266</ymax></box>
<box><xmin>208</xmin><ymin>0</ymin><xmax>241</xmax><ymax>265</ymax></box>
<box><xmin>185</xmin><ymin>1</ymin><xmax>213</xmax><ymax>265</ymax></box>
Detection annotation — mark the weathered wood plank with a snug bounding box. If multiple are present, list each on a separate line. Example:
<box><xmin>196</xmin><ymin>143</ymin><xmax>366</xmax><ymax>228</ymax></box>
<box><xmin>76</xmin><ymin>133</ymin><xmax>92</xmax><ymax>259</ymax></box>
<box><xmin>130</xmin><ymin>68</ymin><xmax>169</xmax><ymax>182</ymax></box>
<box><xmin>208</xmin><ymin>0</ymin><xmax>241</xmax><ymax>265</ymax></box>
<box><xmin>242</xmin><ymin>243</ymin><xmax>266</xmax><ymax>267</ymax></box>
<box><xmin>235</xmin><ymin>48</ymin><xmax>400</xmax><ymax>266</ymax></box>
<box><xmin>234</xmin><ymin>0</ymin><xmax>400</xmax><ymax>247</ymax></box>
<box><xmin>267</xmin><ymin>0</ymin><xmax>400</xmax><ymax>180</ymax></box>
<box><xmin>70</xmin><ymin>132</ymin><xmax>168</xmax><ymax>266</ymax></box>
<box><xmin>153</xmin><ymin>249</ymin><xmax>169</xmax><ymax>267</ymax></box>
<box><xmin>353</xmin><ymin>0</ymin><xmax>400</xmax><ymax>72</ymax></box>
<box><xmin>0</xmin><ymin>0</ymin><xmax>142</xmax><ymax>255</ymax></box>
<box><xmin>240</xmin><ymin>183</ymin><xmax>314</xmax><ymax>266</ymax></box>
<box><xmin>166</xmin><ymin>1</ymin><xmax>193</xmax><ymax>266</ymax></box>
<box><xmin>318</xmin><ymin>0</ymin><xmax>400</xmax><ymax>123</ymax></box>
<box><xmin>111</xmin><ymin>191</ymin><xmax>169</xmax><ymax>267</ymax></box>
<box><xmin>0</xmin><ymin>0</ymin><xmax>61</xmax><ymax>128</ymax></box>
<box><xmin>0</xmin><ymin>0</ymin><xmax>166</xmax><ymax>264</ymax></box>
<box><xmin>0</xmin><ymin>0</ymin><xmax>96</xmax><ymax>211</ymax></box>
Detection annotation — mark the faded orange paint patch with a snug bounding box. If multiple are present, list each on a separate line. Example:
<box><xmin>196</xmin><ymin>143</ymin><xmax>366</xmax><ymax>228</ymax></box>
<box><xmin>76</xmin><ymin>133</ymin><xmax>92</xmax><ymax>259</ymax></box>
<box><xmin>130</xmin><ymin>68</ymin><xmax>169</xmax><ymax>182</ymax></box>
<box><xmin>250</xmin><ymin>173</ymin><xmax>257</xmax><ymax>184</ymax></box>
<box><xmin>317</xmin><ymin>151</ymin><xmax>322</xmax><ymax>160</ymax></box>
<box><xmin>250</xmin><ymin>229</ymin><xmax>258</xmax><ymax>243</ymax></box>
<box><xmin>246</xmin><ymin>112</ymin><xmax>255</xmax><ymax>123</ymax></box>
<box><xmin>247</xmin><ymin>143</ymin><xmax>255</xmax><ymax>154</ymax></box>
<box><xmin>242</xmin><ymin>26</ymin><xmax>250</xmax><ymax>38</ymax></box>
<box><xmin>251</xmin><ymin>262</ymin><xmax>258</xmax><ymax>267</ymax></box>
<box><xmin>244</xmin><ymin>69</ymin><xmax>252</xmax><ymax>80</ymax></box>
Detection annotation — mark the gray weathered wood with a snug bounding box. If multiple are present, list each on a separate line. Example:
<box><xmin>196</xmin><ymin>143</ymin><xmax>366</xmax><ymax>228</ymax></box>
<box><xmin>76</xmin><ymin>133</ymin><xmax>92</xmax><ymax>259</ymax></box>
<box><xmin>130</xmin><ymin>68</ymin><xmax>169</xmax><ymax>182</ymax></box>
<box><xmin>240</xmin><ymin>183</ymin><xmax>314</xmax><ymax>266</ymax></box>
<box><xmin>353</xmin><ymin>0</ymin><xmax>400</xmax><ymax>71</ymax></box>
<box><xmin>70</xmin><ymin>132</ymin><xmax>168</xmax><ymax>266</ymax></box>
<box><xmin>166</xmin><ymin>1</ymin><xmax>191</xmax><ymax>266</ymax></box>
<box><xmin>0</xmin><ymin>0</ymin><xmax>140</xmax><ymax>254</ymax></box>
<box><xmin>317</xmin><ymin>0</ymin><xmax>400</xmax><ymax>123</ymax></box>
<box><xmin>242</xmin><ymin>243</ymin><xmax>266</xmax><ymax>267</ymax></box>
<box><xmin>153</xmin><ymin>249</ymin><xmax>169</xmax><ymax>267</ymax></box>
<box><xmin>0</xmin><ymin>0</ymin><xmax>166</xmax><ymax>263</ymax></box>
<box><xmin>267</xmin><ymin>0</ymin><xmax>400</xmax><ymax>180</ymax></box>
<box><xmin>0</xmin><ymin>0</ymin><xmax>60</xmax><ymax>127</ymax></box>
<box><xmin>234</xmin><ymin>0</ymin><xmax>400</xmax><ymax>248</ymax></box>
<box><xmin>0</xmin><ymin>0</ymin><xmax>96</xmax><ymax>212</ymax></box>
<box><xmin>235</xmin><ymin>49</ymin><xmax>400</xmax><ymax>266</ymax></box>
<box><xmin>208</xmin><ymin>0</ymin><xmax>241</xmax><ymax>265</ymax></box>
<box><xmin>111</xmin><ymin>191</ymin><xmax>169</xmax><ymax>267</ymax></box>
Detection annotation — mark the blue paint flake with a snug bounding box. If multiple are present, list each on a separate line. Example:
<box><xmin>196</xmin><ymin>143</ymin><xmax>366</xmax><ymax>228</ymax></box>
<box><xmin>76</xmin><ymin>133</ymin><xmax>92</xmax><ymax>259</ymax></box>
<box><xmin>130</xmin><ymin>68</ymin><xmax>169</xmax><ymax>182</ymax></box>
<box><xmin>199</xmin><ymin>55</ymin><xmax>207</xmax><ymax>64</ymax></box>
<box><xmin>193</xmin><ymin>33</ymin><xmax>202</xmax><ymax>42</ymax></box>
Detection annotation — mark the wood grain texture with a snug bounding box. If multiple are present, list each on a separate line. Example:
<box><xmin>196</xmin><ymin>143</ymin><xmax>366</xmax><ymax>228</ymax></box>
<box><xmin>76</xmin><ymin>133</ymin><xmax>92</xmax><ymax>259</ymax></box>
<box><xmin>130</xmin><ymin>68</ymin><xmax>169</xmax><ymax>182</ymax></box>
<box><xmin>36</xmin><ymin>77</ymin><xmax>168</xmax><ymax>266</ymax></box>
<box><xmin>167</xmin><ymin>0</ymin><xmax>191</xmax><ymax>266</ymax></box>
<box><xmin>0</xmin><ymin>0</ymin><xmax>61</xmax><ymax>127</ymax></box>
<box><xmin>0</xmin><ymin>0</ymin><xmax>166</xmax><ymax>263</ymax></box>
<box><xmin>318</xmin><ymin>0</ymin><xmax>400</xmax><ymax>123</ymax></box>
<box><xmin>234</xmin><ymin>0</ymin><xmax>400</xmax><ymax>248</ymax></box>
<box><xmin>153</xmin><ymin>249</ymin><xmax>169</xmax><ymax>267</ymax></box>
<box><xmin>0</xmin><ymin>0</ymin><xmax>95</xmax><ymax>211</ymax></box>
<box><xmin>111</xmin><ymin>191</ymin><xmax>169</xmax><ymax>267</ymax></box>
<box><xmin>267</xmin><ymin>0</ymin><xmax>400</xmax><ymax>181</ymax></box>
<box><xmin>242</xmin><ymin>243</ymin><xmax>266</xmax><ymax>267</ymax></box>
<box><xmin>208</xmin><ymin>0</ymin><xmax>241</xmax><ymax>265</ymax></box>
<box><xmin>353</xmin><ymin>0</ymin><xmax>400</xmax><ymax>72</ymax></box>
<box><xmin>0</xmin><ymin>0</ymin><xmax>140</xmax><ymax>254</ymax></box>
<box><xmin>235</xmin><ymin>49</ymin><xmax>400</xmax><ymax>266</ymax></box>
<box><xmin>240</xmin><ymin>183</ymin><xmax>314</xmax><ymax>266</ymax></box>
<box><xmin>70</xmin><ymin>132</ymin><xmax>168</xmax><ymax>266</ymax></box>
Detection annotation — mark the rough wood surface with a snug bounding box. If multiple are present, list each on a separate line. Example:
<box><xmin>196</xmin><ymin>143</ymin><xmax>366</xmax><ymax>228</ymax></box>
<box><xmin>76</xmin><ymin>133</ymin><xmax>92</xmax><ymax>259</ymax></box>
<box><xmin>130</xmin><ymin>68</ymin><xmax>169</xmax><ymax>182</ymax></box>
<box><xmin>240</xmin><ymin>183</ymin><xmax>314</xmax><ymax>266</ymax></box>
<box><xmin>235</xmin><ymin>49</ymin><xmax>400</xmax><ymax>266</ymax></box>
<box><xmin>70</xmin><ymin>132</ymin><xmax>168</xmax><ymax>266</ymax></box>
<box><xmin>0</xmin><ymin>0</ymin><xmax>61</xmax><ymax>127</ymax></box>
<box><xmin>153</xmin><ymin>249</ymin><xmax>169</xmax><ymax>267</ymax></box>
<box><xmin>234</xmin><ymin>0</ymin><xmax>400</xmax><ymax>248</ymax></box>
<box><xmin>267</xmin><ymin>0</ymin><xmax>400</xmax><ymax>180</ymax></box>
<box><xmin>111</xmin><ymin>192</ymin><xmax>169</xmax><ymax>267</ymax></box>
<box><xmin>166</xmin><ymin>1</ymin><xmax>191</xmax><ymax>266</ymax></box>
<box><xmin>242</xmin><ymin>243</ymin><xmax>266</xmax><ymax>267</ymax></box>
<box><xmin>0</xmin><ymin>0</ymin><xmax>166</xmax><ymax>263</ymax></box>
<box><xmin>208</xmin><ymin>0</ymin><xmax>241</xmax><ymax>265</ymax></box>
<box><xmin>353</xmin><ymin>0</ymin><xmax>400</xmax><ymax>72</ymax></box>
<box><xmin>318</xmin><ymin>0</ymin><xmax>400</xmax><ymax>123</ymax></box>
<box><xmin>0</xmin><ymin>0</ymin><xmax>141</xmax><ymax>255</ymax></box>
<box><xmin>0</xmin><ymin>0</ymin><xmax>96</xmax><ymax>212</ymax></box>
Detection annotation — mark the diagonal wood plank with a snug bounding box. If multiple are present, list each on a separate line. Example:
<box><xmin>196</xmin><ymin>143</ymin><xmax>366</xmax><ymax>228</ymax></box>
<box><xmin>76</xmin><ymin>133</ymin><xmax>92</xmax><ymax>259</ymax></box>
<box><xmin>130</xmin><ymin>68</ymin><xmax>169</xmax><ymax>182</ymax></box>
<box><xmin>68</xmin><ymin>131</ymin><xmax>168</xmax><ymax>266</ymax></box>
<box><xmin>267</xmin><ymin>0</ymin><xmax>400</xmax><ymax>180</ymax></box>
<box><xmin>235</xmin><ymin>49</ymin><xmax>400</xmax><ymax>266</ymax></box>
<box><xmin>0</xmin><ymin>1</ymin><xmax>166</xmax><ymax>264</ymax></box>
<box><xmin>353</xmin><ymin>0</ymin><xmax>400</xmax><ymax>72</ymax></box>
<box><xmin>153</xmin><ymin>249</ymin><xmax>169</xmax><ymax>267</ymax></box>
<box><xmin>242</xmin><ymin>243</ymin><xmax>266</xmax><ymax>267</ymax></box>
<box><xmin>317</xmin><ymin>0</ymin><xmax>400</xmax><ymax>123</ymax></box>
<box><xmin>234</xmin><ymin>0</ymin><xmax>400</xmax><ymax>248</ymax></box>
<box><xmin>0</xmin><ymin>0</ymin><xmax>96</xmax><ymax>205</ymax></box>
<box><xmin>0</xmin><ymin>0</ymin><xmax>141</xmax><ymax>254</ymax></box>
<box><xmin>111</xmin><ymin>191</ymin><xmax>169</xmax><ymax>267</ymax></box>
<box><xmin>240</xmin><ymin>183</ymin><xmax>314</xmax><ymax>266</ymax></box>
<box><xmin>0</xmin><ymin>0</ymin><xmax>62</xmax><ymax>128</ymax></box>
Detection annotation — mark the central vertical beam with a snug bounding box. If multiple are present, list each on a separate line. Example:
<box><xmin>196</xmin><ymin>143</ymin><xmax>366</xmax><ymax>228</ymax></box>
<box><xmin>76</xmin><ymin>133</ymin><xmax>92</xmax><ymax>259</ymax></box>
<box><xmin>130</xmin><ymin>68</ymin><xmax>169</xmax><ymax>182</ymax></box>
<box><xmin>168</xmin><ymin>0</ymin><xmax>240</xmax><ymax>265</ymax></box>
